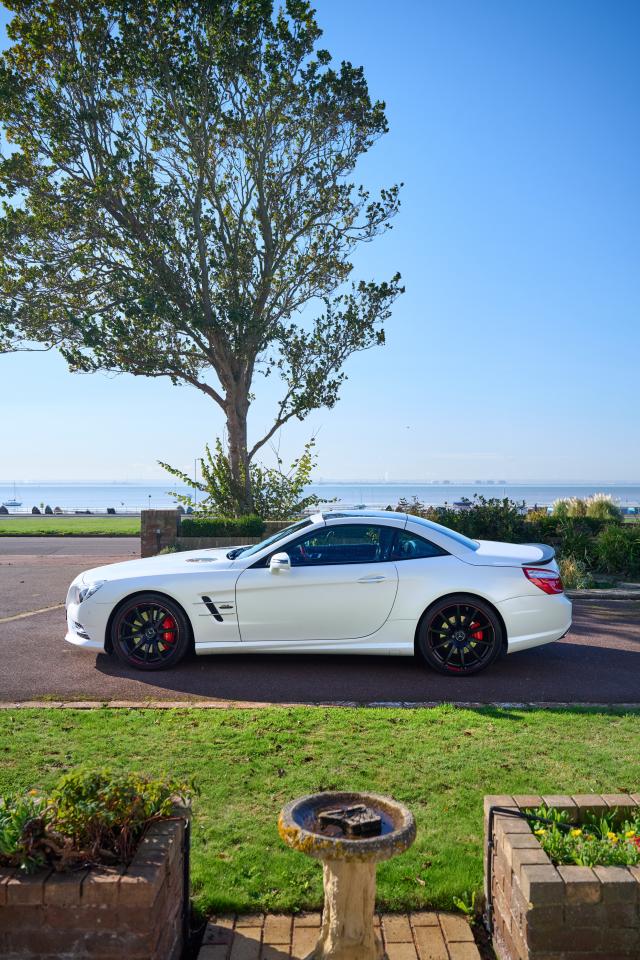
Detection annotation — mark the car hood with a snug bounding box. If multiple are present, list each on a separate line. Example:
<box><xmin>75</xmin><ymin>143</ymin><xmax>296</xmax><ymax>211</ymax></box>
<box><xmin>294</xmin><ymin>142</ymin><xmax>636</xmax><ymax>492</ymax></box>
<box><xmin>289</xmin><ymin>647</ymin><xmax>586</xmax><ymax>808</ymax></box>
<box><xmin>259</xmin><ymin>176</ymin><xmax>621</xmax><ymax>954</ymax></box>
<box><xmin>79</xmin><ymin>547</ymin><xmax>240</xmax><ymax>583</ymax></box>
<box><xmin>461</xmin><ymin>540</ymin><xmax>557</xmax><ymax>568</ymax></box>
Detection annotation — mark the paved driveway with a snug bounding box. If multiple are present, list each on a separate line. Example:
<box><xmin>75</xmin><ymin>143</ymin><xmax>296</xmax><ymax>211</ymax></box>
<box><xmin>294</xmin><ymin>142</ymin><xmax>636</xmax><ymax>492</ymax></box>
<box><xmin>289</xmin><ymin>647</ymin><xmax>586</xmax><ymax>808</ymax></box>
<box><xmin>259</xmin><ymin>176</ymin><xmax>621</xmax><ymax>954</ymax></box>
<box><xmin>0</xmin><ymin>538</ymin><xmax>638</xmax><ymax>705</ymax></box>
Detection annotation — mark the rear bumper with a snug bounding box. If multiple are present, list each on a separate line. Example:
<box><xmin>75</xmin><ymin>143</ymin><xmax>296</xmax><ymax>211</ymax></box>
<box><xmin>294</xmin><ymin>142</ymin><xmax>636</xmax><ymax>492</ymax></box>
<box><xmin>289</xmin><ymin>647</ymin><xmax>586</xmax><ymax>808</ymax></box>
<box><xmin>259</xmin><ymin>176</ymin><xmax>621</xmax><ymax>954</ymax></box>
<box><xmin>497</xmin><ymin>593</ymin><xmax>572</xmax><ymax>654</ymax></box>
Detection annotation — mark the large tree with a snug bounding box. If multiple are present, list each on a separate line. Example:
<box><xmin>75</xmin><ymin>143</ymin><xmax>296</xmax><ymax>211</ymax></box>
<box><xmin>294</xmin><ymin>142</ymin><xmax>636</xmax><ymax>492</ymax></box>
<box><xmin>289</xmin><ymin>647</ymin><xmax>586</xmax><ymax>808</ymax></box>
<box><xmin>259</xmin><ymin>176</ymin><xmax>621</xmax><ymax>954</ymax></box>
<box><xmin>0</xmin><ymin>0</ymin><xmax>402</xmax><ymax>511</ymax></box>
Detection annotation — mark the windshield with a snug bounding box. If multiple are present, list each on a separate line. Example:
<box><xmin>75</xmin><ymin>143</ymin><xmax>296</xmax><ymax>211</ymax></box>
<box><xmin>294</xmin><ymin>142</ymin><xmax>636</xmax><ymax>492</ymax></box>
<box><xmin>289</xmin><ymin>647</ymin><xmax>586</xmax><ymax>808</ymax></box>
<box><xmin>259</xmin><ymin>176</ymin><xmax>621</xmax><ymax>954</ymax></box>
<box><xmin>227</xmin><ymin>518</ymin><xmax>313</xmax><ymax>559</ymax></box>
<box><xmin>408</xmin><ymin>515</ymin><xmax>479</xmax><ymax>551</ymax></box>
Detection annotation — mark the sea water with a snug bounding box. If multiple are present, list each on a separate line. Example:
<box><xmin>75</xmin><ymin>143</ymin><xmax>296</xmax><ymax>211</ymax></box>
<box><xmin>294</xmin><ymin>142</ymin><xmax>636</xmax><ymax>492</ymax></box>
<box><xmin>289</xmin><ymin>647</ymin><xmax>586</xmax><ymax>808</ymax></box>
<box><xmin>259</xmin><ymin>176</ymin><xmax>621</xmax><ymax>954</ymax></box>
<box><xmin>1</xmin><ymin>481</ymin><xmax>639</xmax><ymax>513</ymax></box>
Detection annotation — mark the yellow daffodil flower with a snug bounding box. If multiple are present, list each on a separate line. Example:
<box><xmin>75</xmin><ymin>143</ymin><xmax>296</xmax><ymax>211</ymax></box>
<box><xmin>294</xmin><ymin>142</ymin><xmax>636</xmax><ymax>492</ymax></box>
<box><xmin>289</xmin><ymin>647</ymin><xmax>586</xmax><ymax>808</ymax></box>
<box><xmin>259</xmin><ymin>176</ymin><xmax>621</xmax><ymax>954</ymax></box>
<box><xmin>625</xmin><ymin>830</ymin><xmax>636</xmax><ymax>839</ymax></box>
<box><xmin>570</xmin><ymin>829</ymin><xmax>582</xmax><ymax>837</ymax></box>
<box><xmin>535</xmin><ymin>828</ymin><xmax>546</xmax><ymax>836</ymax></box>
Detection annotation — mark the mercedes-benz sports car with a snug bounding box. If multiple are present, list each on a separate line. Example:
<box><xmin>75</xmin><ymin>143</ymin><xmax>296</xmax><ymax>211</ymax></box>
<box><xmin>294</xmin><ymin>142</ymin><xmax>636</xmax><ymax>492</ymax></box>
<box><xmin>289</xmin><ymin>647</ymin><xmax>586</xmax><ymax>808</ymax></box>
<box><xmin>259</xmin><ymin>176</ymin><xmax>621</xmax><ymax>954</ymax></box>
<box><xmin>65</xmin><ymin>511</ymin><xmax>572</xmax><ymax>676</ymax></box>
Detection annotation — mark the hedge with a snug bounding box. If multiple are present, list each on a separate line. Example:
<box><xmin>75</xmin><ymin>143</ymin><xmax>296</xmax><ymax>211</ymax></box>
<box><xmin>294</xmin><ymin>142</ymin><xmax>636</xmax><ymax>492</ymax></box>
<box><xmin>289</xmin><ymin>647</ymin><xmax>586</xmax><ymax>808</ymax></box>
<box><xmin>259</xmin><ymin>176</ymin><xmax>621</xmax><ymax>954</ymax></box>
<box><xmin>179</xmin><ymin>514</ymin><xmax>265</xmax><ymax>538</ymax></box>
<box><xmin>407</xmin><ymin>499</ymin><xmax>640</xmax><ymax>579</ymax></box>
<box><xmin>178</xmin><ymin>506</ymin><xmax>640</xmax><ymax>577</ymax></box>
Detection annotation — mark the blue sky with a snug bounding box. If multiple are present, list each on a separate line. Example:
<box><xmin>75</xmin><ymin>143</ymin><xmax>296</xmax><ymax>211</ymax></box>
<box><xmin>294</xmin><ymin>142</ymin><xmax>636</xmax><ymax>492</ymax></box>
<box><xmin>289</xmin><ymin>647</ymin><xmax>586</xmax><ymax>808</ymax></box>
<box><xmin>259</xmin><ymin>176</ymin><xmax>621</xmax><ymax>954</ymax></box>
<box><xmin>0</xmin><ymin>0</ymin><xmax>638</xmax><ymax>482</ymax></box>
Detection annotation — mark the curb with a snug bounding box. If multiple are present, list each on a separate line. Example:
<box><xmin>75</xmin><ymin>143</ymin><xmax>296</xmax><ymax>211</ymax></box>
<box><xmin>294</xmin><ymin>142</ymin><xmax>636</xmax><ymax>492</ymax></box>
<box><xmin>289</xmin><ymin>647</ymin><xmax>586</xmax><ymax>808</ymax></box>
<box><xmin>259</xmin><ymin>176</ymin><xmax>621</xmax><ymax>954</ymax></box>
<box><xmin>1</xmin><ymin>700</ymin><xmax>639</xmax><ymax>710</ymax></box>
<box><xmin>566</xmin><ymin>589</ymin><xmax>640</xmax><ymax>600</ymax></box>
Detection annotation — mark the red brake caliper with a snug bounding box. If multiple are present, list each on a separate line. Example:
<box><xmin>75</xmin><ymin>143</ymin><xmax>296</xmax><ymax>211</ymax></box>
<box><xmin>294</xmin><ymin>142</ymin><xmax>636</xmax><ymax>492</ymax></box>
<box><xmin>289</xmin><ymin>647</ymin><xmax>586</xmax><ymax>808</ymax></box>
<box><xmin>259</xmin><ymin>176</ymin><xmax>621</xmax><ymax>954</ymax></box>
<box><xmin>469</xmin><ymin>620</ymin><xmax>483</xmax><ymax>641</ymax></box>
<box><xmin>161</xmin><ymin>616</ymin><xmax>176</xmax><ymax>645</ymax></box>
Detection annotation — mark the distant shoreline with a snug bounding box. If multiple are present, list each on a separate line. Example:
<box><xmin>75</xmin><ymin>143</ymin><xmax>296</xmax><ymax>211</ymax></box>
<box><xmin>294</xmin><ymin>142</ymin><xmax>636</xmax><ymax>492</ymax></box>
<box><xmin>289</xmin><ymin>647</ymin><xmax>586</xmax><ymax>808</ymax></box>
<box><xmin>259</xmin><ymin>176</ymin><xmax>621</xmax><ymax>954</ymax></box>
<box><xmin>2</xmin><ymin>480</ymin><xmax>640</xmax><ymax>514</ymax></box>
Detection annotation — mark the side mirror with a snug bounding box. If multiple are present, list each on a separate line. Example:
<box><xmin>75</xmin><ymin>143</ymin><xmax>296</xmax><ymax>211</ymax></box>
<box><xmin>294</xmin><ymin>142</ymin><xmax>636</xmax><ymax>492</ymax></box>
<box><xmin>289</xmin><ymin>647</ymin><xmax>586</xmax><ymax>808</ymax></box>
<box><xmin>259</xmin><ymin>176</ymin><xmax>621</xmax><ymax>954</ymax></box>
<box><xmin>269</xmin><ymin>552</ymin><xmax>291</xmax><ymax>574</ymax></box>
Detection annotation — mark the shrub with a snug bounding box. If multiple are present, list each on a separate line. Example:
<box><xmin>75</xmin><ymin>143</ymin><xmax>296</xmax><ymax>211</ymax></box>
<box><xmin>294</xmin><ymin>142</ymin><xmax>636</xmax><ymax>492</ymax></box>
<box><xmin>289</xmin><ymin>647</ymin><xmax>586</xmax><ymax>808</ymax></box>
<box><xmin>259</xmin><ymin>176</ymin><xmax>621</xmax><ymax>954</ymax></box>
<box><xmin>403</xmin><ymin>496</ymin><xmax>528</xmax><ymax>543</ymax></box>
<box><xmin>0</xmin><ymin>793</ymin><xmax>48</xmax><ymax>874</ymax></box>
<box><xmin>161</xmin><ymin>438</ymin><xmax>322</xmax><ymax>519</ymax></box>
<box><xmin>552</xmin><ymin>493</ymin><xmax>622</xmax><ymax>521</ymax></box>
<box><xmin>390</xmin><ymin>495</ymin><xmax>636</xmax><ymax>576</ymax></box>
<box><xmin>395</xmin><ymin>496</ymin><xmax>429</xmax><ymax>517</ymax></box>
<box><xmin>180</xmin><ymin>514</ymin><xmax>265</xmax><ymax>538</ymax></box>
<box><xmin>552</xmin><ymin>497</ymin><xmax>587</xmax><ymax>518</ymax></box>
<box><xmin>558</xmin><ymin>556</ymin><xmax>595</xmax><ymax>590</ymax></box>
<box><xmin>595</xmin><ymin>525</ymin><xmax>640</xmax><ymax>578</ymax></box>
<box><xmin>0</xmin><ymin>770</ymin><xmax>194</xmax><ymax>873</ymax></box>
<box><xmin>528</xmin><ymin>514</ymin><xmax>612</xmax><ymax>543</ymax></box>
<box><xmin>553</xmin><ymin>517</ymin><xmax>600</xmax><ymax>569</ymax></box>
<box><xmin>586</xmin><ymin>493</ymin><xmax>622</xmax><ymax>521</ymax></box>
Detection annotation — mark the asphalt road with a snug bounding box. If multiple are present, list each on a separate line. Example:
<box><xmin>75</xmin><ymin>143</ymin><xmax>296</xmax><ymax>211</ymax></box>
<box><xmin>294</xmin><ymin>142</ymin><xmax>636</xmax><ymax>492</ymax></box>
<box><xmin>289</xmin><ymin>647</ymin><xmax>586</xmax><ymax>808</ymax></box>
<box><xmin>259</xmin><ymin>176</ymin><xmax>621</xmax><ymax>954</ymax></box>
<box><xmin>0</xmin><ymin>538</ymin><xmax>638</xmax><ymax>704</ymax></box>
<box><xmin>0</xmin><ymin>537</ymin><xmax>139</xmax><ymax>618</ymax></box>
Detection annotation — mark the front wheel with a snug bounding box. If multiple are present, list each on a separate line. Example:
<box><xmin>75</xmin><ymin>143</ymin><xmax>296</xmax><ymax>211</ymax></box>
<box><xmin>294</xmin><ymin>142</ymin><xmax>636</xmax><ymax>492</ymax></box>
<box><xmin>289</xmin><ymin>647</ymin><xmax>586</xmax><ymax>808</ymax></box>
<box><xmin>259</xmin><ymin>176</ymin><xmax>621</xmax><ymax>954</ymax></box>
<box><xmin>110</xmin><ymin>593</ymin><xmax>190</xmax><ymax>670</ymax></box>
<box><xmin>417</xmin><ymin>595</ymin><xmax>503</xmax><ymax>676</ymax></box>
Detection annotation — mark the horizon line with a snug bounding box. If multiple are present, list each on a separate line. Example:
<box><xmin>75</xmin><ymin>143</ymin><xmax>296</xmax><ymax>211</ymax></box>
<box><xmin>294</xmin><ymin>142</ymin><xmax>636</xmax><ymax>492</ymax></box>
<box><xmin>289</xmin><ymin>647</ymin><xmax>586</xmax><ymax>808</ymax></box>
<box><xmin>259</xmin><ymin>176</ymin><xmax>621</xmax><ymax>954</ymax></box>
<box><xmin>2</xmin><ymin>478</ymin><xmax>640</xmax><ymax>486</ymax></box>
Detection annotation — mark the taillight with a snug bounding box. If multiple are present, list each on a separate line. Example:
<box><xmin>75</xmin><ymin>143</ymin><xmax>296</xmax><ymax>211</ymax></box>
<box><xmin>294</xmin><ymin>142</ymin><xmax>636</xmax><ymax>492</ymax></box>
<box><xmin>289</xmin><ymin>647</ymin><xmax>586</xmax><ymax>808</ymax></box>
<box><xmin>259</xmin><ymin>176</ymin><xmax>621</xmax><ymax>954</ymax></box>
<box><xmin>523</xmin><ymin>567</ymin><xmax>564</xmax><ymax>595</ymax></box>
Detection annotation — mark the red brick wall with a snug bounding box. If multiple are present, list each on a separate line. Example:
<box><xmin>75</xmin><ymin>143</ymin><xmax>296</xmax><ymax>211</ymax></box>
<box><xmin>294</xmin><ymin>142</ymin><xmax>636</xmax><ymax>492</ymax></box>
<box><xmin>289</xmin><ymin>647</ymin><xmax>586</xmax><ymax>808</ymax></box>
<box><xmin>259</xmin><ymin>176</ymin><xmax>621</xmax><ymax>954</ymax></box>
<box><xmin>485</xmin><ymin>793</ymin><xmax>640</xmax><ymax>960</ymax></box>
<box><xmin>0</xmin><ymin>818</ymin><xmax>186</xmax><ymax>959</ymax></box>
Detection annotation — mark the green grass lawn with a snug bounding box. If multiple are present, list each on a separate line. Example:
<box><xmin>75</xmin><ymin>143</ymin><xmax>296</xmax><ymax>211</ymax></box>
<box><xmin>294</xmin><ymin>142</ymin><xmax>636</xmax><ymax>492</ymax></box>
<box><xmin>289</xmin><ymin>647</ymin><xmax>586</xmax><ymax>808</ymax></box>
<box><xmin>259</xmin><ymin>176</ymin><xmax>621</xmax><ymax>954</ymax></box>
<box><xmin>0</xmin><ymin>516</ymin><xmax>140</xmax><ymax>536</ymax></box>
<box><xmin>0</xmin><ymin>706</ymin><xmax>638</xmax><ymax>915</ymax></box>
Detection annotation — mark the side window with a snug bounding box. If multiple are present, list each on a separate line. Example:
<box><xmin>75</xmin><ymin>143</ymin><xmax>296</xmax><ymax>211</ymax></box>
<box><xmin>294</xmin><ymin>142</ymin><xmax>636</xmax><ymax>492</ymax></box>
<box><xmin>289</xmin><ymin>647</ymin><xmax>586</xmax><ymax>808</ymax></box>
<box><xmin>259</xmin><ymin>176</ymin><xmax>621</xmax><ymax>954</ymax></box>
<box><xmin>286</xmin><ymin>524</ymin><xmax>395</xmax><ymax>566</ymax></box>
<box><xmin>391</xmin><ymin>530</ymin><xmax>447</xmax><ymax>561</ymax></box>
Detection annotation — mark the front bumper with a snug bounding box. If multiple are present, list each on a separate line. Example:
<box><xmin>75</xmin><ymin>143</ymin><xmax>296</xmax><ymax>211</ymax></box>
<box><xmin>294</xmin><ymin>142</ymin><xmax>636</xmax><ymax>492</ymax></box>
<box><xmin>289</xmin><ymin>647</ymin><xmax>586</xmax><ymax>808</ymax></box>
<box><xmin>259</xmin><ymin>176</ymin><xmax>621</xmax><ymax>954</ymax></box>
<box><xmin>64</xmin><ymin>603</ymin><xmax>105</xmax><ymax>651</ymax></box>
<box><xmin>497</xmin><ymin>593</ymin><xmax>572</xmax><ymax>654</ymax></box>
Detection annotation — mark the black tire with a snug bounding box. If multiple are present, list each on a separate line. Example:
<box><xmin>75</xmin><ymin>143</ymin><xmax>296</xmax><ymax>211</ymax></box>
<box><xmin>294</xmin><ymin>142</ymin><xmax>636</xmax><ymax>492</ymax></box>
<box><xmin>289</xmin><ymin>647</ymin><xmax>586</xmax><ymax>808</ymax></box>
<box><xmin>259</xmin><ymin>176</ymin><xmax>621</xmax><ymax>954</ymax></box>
<box><xmin>110</xmin><ymin>593</ymin><xmax>190</xmax><ymax>671</ymax></box>
<box><xmin>417</xmin><ymin>594</ymin><xmax>503</xmax><ymax>676</ymax></box>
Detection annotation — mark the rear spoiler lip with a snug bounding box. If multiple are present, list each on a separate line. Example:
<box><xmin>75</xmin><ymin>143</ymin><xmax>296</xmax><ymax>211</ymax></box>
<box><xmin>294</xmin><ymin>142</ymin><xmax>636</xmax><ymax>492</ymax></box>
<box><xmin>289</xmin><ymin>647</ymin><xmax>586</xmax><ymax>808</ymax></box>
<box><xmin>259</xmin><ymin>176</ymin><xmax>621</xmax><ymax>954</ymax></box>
<box><xmin>521</xmin><ymin>543</ymin><xmax>556</xmax><ymax>566</ymax></box>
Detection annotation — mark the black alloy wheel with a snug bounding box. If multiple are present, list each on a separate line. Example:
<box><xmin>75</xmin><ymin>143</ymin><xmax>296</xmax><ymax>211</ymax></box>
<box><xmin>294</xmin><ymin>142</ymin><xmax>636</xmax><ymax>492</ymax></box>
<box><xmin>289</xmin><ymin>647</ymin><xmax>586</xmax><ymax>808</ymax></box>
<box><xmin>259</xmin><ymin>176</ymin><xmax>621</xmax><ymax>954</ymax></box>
<box><xmin>417</xmin><ymin>594</ymin><xmax>503</xmax><ymax>676</ymax></box>
<box><xmin>110</xmin><ymin>593</ymin><xmax>190</xmax><ymax>670</ymax></box>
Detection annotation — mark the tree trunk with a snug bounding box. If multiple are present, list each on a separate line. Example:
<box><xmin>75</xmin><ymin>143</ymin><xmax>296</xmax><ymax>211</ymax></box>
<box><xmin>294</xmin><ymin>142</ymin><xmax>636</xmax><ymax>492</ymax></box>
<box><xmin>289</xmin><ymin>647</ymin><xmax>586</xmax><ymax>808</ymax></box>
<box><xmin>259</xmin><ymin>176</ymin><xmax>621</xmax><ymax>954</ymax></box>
<box><xmin>225</xmin><ymin>386</ymin><xmax>253</xmax><ymax>515</ymax></box>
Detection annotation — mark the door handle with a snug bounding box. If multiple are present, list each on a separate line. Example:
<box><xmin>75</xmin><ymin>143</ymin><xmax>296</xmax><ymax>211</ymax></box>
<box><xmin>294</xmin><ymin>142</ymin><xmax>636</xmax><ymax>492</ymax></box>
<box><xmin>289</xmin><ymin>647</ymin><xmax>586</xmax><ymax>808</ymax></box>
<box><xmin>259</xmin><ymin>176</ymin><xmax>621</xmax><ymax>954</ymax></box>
<box><xmin>357</xmin><ymin>575</ymin><xmax>386</xmax><ymax>583</ymax></box>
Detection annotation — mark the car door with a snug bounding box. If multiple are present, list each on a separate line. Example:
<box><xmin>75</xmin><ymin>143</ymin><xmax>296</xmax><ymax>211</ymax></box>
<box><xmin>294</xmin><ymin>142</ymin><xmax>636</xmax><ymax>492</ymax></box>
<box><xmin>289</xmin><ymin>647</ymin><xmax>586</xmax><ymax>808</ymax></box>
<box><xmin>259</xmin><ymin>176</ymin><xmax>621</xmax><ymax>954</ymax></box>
<box><xmin>235</xmin><ymin>522</ymin><xmax>399</xmax><ymax>642</ymax></box>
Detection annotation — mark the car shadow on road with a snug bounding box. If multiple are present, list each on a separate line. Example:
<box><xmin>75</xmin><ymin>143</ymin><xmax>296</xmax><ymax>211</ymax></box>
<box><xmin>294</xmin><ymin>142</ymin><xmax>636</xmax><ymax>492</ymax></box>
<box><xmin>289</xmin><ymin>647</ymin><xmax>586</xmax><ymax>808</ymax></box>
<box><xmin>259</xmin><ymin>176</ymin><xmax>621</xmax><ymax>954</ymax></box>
<box><xmin>93</xmin><ymin>637</ymin><xmax>640</xmax><ymax>704</ymax></box>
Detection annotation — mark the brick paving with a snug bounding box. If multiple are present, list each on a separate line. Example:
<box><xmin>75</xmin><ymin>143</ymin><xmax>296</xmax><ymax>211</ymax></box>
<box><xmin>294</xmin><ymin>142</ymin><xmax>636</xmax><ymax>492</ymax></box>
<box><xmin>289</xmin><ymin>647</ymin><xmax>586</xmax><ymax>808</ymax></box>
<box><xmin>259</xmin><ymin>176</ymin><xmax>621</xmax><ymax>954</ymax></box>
<box><xmin>198</xmin><ymin>913</ymin><xmax>481</xmax><ymax>960</ymax></box>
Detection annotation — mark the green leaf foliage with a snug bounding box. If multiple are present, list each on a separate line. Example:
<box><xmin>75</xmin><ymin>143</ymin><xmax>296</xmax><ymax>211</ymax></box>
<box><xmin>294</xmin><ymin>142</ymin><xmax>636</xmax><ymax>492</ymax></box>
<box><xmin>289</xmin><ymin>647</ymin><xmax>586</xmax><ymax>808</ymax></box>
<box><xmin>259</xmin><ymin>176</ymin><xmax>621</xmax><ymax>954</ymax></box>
<box><xmin>391</xmin><ymin>495</ymin><xmax>637</xmax><ymax>578</ymax></box>
<box><xmin>0</xmin><ymin>769</ymin><xmax>195</xmax><ymax>873</ymax></box>
<box><xmin>528</xmin><ymin>805</ymin><xmax>640</xmax><ymax>868</ymax></box>
<box><xmin>161</xmin><ymin>437</ymin><xmax>323</xmax><ymax>518</ymax></box>
<box><xmin>180</xmin><ymin>514</ymin><xmax>265</xmax><ymax>537</ymax></box>
<box><xmin>0</xmin><ymin>0</ymin><xmax>403</xmax><ymax>508</ymax></box>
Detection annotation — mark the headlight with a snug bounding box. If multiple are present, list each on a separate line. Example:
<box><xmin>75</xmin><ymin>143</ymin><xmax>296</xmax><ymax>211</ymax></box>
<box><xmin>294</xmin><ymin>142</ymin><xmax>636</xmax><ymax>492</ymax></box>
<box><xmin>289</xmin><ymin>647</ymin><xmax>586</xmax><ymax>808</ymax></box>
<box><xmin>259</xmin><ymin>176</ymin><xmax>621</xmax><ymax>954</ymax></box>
<box><xmin>67</xmin><ymin>580</ymin><xmax>105</xmax><ymax>606</ymax></box>
<box><xmin>79</xmin><ymin>581</ymin><xmax>105</xmax><ymax>603</ymax></box>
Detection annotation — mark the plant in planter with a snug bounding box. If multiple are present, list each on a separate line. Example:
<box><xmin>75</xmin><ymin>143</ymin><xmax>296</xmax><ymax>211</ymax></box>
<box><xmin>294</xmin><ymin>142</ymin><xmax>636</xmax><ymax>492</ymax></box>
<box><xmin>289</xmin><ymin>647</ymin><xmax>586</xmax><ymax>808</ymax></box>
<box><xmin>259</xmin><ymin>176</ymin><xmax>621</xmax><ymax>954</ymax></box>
<box><xmin>0</xmin><ymin>769</ymin><xmax>193</xmax><ymax>872</ymax></box>
<box><xmin>0</xmin><ymin>770</ymin><xmax>195</xmax><ymax>960</ymax></box>
<box><xmin>528</xmin><ymin>805</ymin><xmax>640</xmax><ymax>869</ymax></box>
<box><xmin>484</xmin><ymin>793</ymin><xmax>640</xmax><ymax>960</ymax></box>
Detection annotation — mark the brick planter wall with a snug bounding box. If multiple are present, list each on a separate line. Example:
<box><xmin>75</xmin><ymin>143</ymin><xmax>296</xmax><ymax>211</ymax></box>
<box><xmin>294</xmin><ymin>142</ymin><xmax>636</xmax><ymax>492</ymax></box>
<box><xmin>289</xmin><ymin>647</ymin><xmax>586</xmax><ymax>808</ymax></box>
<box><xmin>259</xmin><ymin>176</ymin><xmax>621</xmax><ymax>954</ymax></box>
<box><xmin>0</xmin><ymin>818</ymin><xmax>186</xmax><ymax>960</ymax></box>
<box><xmin>484</xmin><ymin>793</ymin><xmax>640</xmax><ymax>960</ymax></box>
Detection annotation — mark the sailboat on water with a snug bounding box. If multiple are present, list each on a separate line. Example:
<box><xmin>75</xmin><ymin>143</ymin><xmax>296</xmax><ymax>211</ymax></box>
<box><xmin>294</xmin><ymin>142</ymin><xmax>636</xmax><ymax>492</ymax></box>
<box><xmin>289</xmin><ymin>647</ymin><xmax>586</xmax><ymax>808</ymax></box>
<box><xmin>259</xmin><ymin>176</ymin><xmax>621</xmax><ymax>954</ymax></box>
<box><xmin>2</xmin><ymin>482</ymin><xmax>22</xmax><ymax>507</ymax></box>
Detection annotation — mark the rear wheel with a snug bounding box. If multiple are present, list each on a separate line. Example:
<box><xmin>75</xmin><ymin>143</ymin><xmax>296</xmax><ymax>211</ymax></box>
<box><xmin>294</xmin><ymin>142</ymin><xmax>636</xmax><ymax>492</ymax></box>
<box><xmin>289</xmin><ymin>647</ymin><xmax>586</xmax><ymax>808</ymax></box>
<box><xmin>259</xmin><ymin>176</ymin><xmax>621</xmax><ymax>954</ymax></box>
<box><xmin>417</xmin><ymin>595</ymin><xmax>503</xmax><ymax>676</ymax></box>
<box><xmin>110</xmin><ymin>593</ymin><xmax>190</xmax><ymax>671</ymax></box>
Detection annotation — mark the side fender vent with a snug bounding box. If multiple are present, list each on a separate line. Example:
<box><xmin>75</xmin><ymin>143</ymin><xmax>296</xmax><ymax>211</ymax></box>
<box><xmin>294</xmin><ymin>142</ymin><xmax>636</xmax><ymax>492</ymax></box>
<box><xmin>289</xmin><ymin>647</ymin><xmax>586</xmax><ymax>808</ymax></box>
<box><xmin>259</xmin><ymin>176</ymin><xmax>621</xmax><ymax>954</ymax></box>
<box><xmin>202</xmin><ymin>596</ymin><xmax>223</xmax><ymax>622</ymax></box>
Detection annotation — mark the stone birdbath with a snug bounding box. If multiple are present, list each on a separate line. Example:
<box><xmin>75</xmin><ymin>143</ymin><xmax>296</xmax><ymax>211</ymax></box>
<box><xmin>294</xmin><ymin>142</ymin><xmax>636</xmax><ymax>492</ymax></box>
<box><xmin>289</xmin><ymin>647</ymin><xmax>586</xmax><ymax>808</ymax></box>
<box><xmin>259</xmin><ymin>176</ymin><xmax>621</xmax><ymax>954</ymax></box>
<box><xmin>279</xmin><ymin>792</ymin><xmax>416</xmax><ymax>960</ymax></box>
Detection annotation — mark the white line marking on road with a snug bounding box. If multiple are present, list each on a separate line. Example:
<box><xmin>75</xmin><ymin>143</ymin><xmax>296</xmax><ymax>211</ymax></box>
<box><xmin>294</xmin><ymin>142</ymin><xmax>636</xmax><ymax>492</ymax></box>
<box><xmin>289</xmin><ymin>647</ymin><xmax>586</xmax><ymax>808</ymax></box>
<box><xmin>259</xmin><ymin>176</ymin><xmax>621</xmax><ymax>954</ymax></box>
<box><xmin>0</xmin><ymin>603</ymin><xmax>64</xmax><ymax>624</ymax></box>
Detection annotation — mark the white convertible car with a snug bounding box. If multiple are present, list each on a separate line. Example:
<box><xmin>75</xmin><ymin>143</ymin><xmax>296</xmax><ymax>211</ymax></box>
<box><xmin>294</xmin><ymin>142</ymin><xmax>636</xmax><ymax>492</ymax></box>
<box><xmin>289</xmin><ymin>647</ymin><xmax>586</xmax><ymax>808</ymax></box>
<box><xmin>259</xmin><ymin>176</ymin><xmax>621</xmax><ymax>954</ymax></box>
<box><xmin>65</xmin><ymin>511</ymin><xmax>572</xmax><ymax>676</ymax></box>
